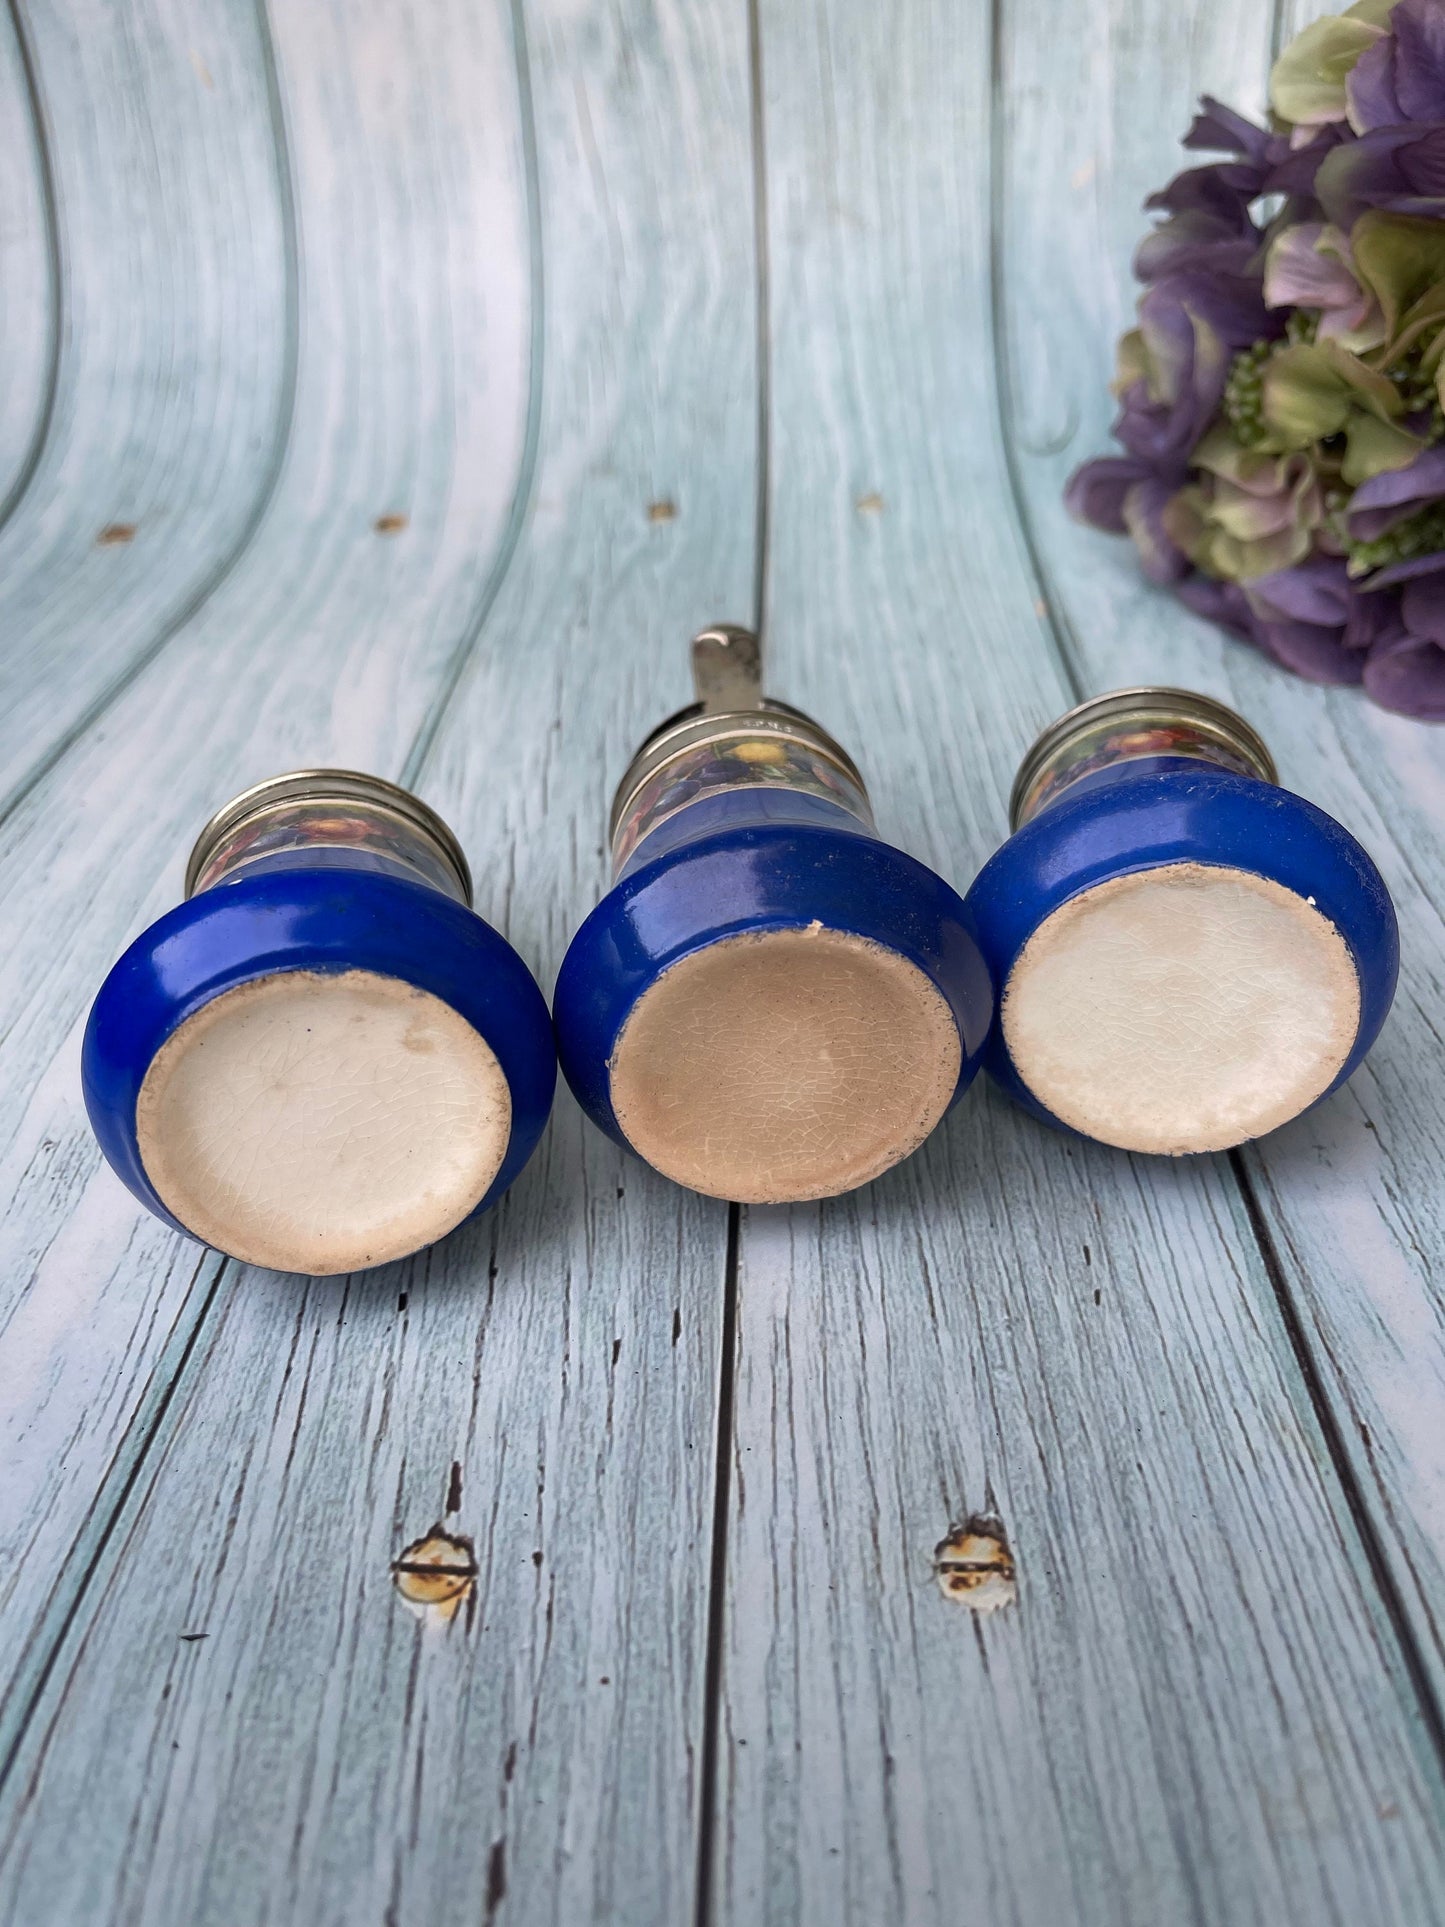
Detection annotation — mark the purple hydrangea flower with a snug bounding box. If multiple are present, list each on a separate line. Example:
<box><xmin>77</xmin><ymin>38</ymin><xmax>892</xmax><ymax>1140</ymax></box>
<box><xmin>1348</xmin><ymin>0</ymin><xmax>1445</xmax><ymax>133</ymax></box>
<box><xmin>1173</xmin><ymin>557</ymin><xmax>1404</xmax><ymax>689</ymax></box>
<box><xmin>1263</xmin><ymin>125</ymin><xmax>1349</xmax><ymax>207</ymax></box>
<box><xmin>1264</xmin><ymin>223</ymin><xmax>1384</xmax><ymax>346</ymax></box>
<box><xmin>1347</xmin><ymin>445</ymin><xmax>1445</xmax><ymax>540</ymax></box>
<box><xmin>1134</xmin><ymin>186</ymin><xmax>1265</xmax><ymax>283</ymax></box>
<box><xmin>1357</xmin><ymin>552</ymin><xmax>1445</xmax><ymax>717</ymax></box>
<box><xmin>1243</xmin><ymin>556</ymin><xmax>1374</xmax><ymax>684</ymax></box>
<box><xmin>1111</xmin><ymin>271</ymin><xmax>1277</xmax><ymax>478</ymax></box>
<box><xmin>1063</xmin><ymin>455</ymin><xmax>1153</xmax><ymax>532</ymax></box>
<box><xmin>1220</xmin><ymin>552</ymin><xmax>1445</xmax><ymax>714</ymax></box>
<box><xmin>1123</xmin><ymin>476</ymin><xmax>1192</xmax><ymax>584</ymax></box>
<box><xmin>1065</xmin><ymin>459</ymin><xmax>1191</xmax><ymax>584</ymax></box>
<box><xmin>1066</xmin><ymin>8</ymin><xmax>1445</xmax><ymax>719</ymax></box>
<box><xmin>1183</xmin><ymin>96</ymin><xmax>1274</xmax><ymax>167</ymax></box>
<box><xmin>1317</xmin><ymin>122</ymin><xmax>1445</xmax><ymax>226</ymax></box>
<box><xmin>1135</xmin><ymin>105</ymin><xmax>1273</xmax><ymax>282</ymax></box>
<box><xmin>1175</xmin><ymin>570</ymin><xmax>1259</xmax><ymax>641</ymax></box>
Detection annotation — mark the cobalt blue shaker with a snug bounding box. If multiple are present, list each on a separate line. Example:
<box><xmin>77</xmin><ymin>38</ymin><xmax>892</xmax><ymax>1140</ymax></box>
<box><xmin>83</xmin><ymin>770</ymin><xmax>555</xmax><ymax>1273</ymax></box>
<box><xmin>961</xmin><ymin>688</ymin><xmax>1398</xmax><ymax>1156</ymax></box>
<box><xmin>553</xmin><ymin>627</ymin><xmax>993</xmax><ymax>1202</ymax></box>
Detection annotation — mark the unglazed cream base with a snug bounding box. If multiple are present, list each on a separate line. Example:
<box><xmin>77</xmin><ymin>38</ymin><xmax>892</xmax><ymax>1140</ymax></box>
<box><xmin>1002</xmin><ymin>862</ymin><xmax>1360</xmax><ymax>1155</ymax></box>
<box><xmin>137</xmin><ymin>969</ymin><xmax>511</xmax><ymax>1273</ymax></box>
<box><xmin>608</xmin><ymin>926</ymin><xmax>962</xmax><ymax>1203</ymax></box>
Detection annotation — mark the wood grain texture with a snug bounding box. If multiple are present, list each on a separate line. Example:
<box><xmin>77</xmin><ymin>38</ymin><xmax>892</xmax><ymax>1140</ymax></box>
<box><xmin>0</xmin><ymin>0</ymin><xmax>1441</xmax><ymax>1920</ymax></box>
<box><xmin>0</xmin><ymin>0</ymin><xmax>296</xmax><ymax>811</ymax></box>
<box><xmin>0</xmin><ymin>0</ymin><xmax>531</xmax><ymax>1790</ymax></box>
<box><xmin>0</xmin><ymin>5</ymin><xmax>56</xmax><ymax>523</ymax></box>
<box><xmin>713</xmin><ymin>0</ymin><xmax>1445</xmax><ymax>1920</ymax></box>
<box><xmin>0</xmin><ymin>0</ymin><xmax>756</xmax><ymax>1920</ymax></box>
<box><xmin>997</xmin><ymin>0</ymin><xmax>1445</xmax><ymax>1716</ymax></box>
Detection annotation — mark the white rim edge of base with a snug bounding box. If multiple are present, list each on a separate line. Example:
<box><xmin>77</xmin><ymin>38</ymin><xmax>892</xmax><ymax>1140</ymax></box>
<box><xmin>137</xmin><ymin>968</ymin><xmax>511</xmax><ymax>1273</ymax></box>
<box><xmin>1002</xmin><ymin>862</ymin><xmax>1360</xmax><ymax>1156</ymax></box>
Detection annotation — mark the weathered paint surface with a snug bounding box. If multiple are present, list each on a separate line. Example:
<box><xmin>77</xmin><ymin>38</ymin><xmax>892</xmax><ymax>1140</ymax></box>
<box><xmin>0</xmin><ymin>0</ymin><xmax>1441</xmax><ymax>1921</ymax></box>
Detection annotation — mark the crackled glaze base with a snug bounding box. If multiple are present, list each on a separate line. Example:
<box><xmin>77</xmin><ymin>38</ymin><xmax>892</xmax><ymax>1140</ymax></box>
<box><xmin>1002</xmin><ymin>862</ymin><xmax>1360</xmax><ymax>1155</ymax></box>
<box><xmin>137</xmin><ymin>968</ymin><xmax>512</xmax><ymax>1273</ymax></box>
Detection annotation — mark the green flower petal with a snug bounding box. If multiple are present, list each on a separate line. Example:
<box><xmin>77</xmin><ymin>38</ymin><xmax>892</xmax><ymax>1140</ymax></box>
<box><xmin>1165</xmin><ymin>429</ymin><xmax>1323</xmax><ymax>582</ymax></box>
<box><xmin>1341</xmin><ymin>412</ymin><xmax>1424</xmax><ymax>486</ymax></box>
<box><xmin>1211</xmin><ymin>483</ymin><xmax>1295</xmax><ymax>540</ymax></box>
<box><xmin>1197</xmin><ymin>438</ymin><xmax>1295</xmax><ymax>500</ymax></box>
<box><xmin>1161</xmin><ymin>487</ymin><xmax>1208</xmax><ymax>562</ymax></box>
<box><xmin>1201</xmin><ymin>520</ymin><xmax>1316</xmax><ymax>583</ymax></box>
<box><xmin>1112</xmin><ymin>327</ymin><xmax>1149</xmax><ymax>399</ymax></box>
<box><xmin>1239</xmin><ymin>523</ymin><xmax>1316</xmax><ymax>578</ymax></box>
<box><xmin>1260</xmin><ymin>339</ymin><xmax>1404</xmax><ymax>450</ymax></box>
<box><xmin>1351</xmin><ymin>213</ymin><xmax>1445</xmax><ymax>354</ymax></box>
<box><xmin>1190</xmin><ymin>423</ymin><xmax>1264</xmax><ymax>483</ymax></box>
<box><xmin>1260</xmin><ymin>344</ymin><xmax>1354</xmax><ymax>444</ymax></box>
<box><xmin>1269</xmin><ymin>11</ymin><xmax>1386</xmax><ymax>129</ymax></box>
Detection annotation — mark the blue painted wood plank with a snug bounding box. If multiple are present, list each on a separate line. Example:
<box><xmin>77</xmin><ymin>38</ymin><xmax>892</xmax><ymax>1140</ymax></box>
<box><xmin>714</xmin><ymin>0</ymin><xmax>1445</xmax><ymax>1919</ymax></box>
<box><xmin>0</xmin><ymin>0</ymin><xmax>754</xmax><ymax>1920</ymax></box>
<box><xmin>0</xmin><ymin>0</ymin><xmax>534</xmax><ymax>1794</ymax></box>
<box><xmin>0</xmin><ymin>0</ymin><xmax>294</xmax><ymax>810</ymax></box>
<box><xmin>998</xmin><ymin>0</ymin><xmax>1445</xmax><ymax>1715</ymax></box>
<box><xmin>0</xmin><ymin>6</ymin><xmax>56</xmax><ymax>524</ymax></box>
<box><xmin>0</xmin><ymin>0</ymin><xmax>1439</xmax><ymax>1922</ymax></box>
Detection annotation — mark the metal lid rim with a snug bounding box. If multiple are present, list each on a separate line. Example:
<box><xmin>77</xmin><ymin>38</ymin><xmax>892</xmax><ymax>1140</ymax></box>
<box><xmin>1008</xmin><ymin>687</ymin><xmax>1277</xmax><ymax>831</ymax></box>
<box><xmin>185</xmin><ymin>769</ymin><xmax>472</xmax><ymax>906</ymax></box>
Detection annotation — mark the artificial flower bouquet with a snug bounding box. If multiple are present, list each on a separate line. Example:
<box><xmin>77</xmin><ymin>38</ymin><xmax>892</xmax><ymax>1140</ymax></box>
<box><xmin>1069</xmin><ymin>0</ymin><xmax>1445</xmax><ymax>718</ymax></box>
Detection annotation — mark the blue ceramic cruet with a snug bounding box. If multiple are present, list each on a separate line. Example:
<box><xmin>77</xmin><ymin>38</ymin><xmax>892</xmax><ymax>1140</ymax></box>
<box><xmin>553</xmin><ymin>627</ymin><xmax>994</xmax><ymax>1202</ymax></box>
<box><xmin>960</xmin><ymin>688</ymin><xmax>1398</xmax><ymax>1156</ymax></box>
<box><xmin>83</xmin><ymin>770</ymin><xmax>555</xmax><ymax>1273</ymax></box>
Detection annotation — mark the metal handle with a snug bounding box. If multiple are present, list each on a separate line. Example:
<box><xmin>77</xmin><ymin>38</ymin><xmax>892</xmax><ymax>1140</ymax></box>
<box><xmin>691</xmin><ymin>625</ymin><xmax>763</xmax><ymax>714</ymax></box>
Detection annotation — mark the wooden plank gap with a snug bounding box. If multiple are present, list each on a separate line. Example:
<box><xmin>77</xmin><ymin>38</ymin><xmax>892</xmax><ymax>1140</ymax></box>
<box><xmin>0</xmin><ymin>1253</ymin><xmax>231</xmax><ymax>1799</ymax></box>
<box><xmin>991</xmin><ymin>0</ymin><xmax>1445</xmax><ymax>1757</ymax></box>
<box><xmin>1229</xmin><ymin>1146</ymin><xmax>1445</xmax><ymax>1771</ymax></box>
<box><xmin>693</xmin><ymin>1201</ymin><xmax>742</xmax><ymax>1927</ymax></box>
<box><xmin>986</xmin><ymin>0</ymin><xmax>1085</xmax><ymax>707</ymax></box>
<box><xmin>400</xmin><ymin>0</ymin><xmax>545</xmax><ymax>790</ymax></box>
<box><xmin>747</xmin><ymin>0</ymin><xmax>772</xmax><ymax>641</ymax></box>
<box><xmin>1269</xmin><ymin>0</ymin><xmax>1292</xmax><ymax>65</ymax></box>
<box><xmin>0</xmin><ymin>0</ymin><xmax>538</xmax><ymax>1751</ymax></box>
<box><xmin>699</xmin><ymin>14</ymin><xmax>769</xmax><ymax>1901</ymax></box>
<box><xmin>0</xmin><ymin>0</ymin><xmax>302</xmax><ymax>834</ymax></box>
<box><xmin>0</xmin><ymin>0</ymin><xmax>61</xmax><ymax>534</ymax></box>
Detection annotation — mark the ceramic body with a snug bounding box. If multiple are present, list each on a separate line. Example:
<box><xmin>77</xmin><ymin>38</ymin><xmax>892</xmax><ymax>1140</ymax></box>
<box><xmin>84</xmin><ymin>857</ymin><xmax>555</xmax><ymax>1259</ymax></box>
<box><xmin>554</xmin><ymin>787</ymin><xmax>994</xmax><ymax>1193</ymax></box>
<box><xmin>961</xmin><ymin>756</ymin><xmax>1399</xmax><ymax>1145</ymax></box>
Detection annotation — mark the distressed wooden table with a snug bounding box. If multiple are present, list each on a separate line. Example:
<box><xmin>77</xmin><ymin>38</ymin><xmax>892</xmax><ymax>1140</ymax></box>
<box><xmin>1</xmin><ymin>0</ymin><xmax>1443</xmax><ymax>1921</ymax></box>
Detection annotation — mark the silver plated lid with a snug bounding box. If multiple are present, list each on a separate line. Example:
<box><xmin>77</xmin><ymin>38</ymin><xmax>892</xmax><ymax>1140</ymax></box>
<box><xmin>1009</xmin><ymin>687</ymin><xmax>1277</xmax><ymax>831</ymax></box>
<box><xmin>608</xmin><ymin>627</ymin><xmax>870</xmax><ymax>869</ymax></box>
<box><xmin>185</xmin><ymin>769</ymin><xmax>473</xmax><ymax>905</ymax></box>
